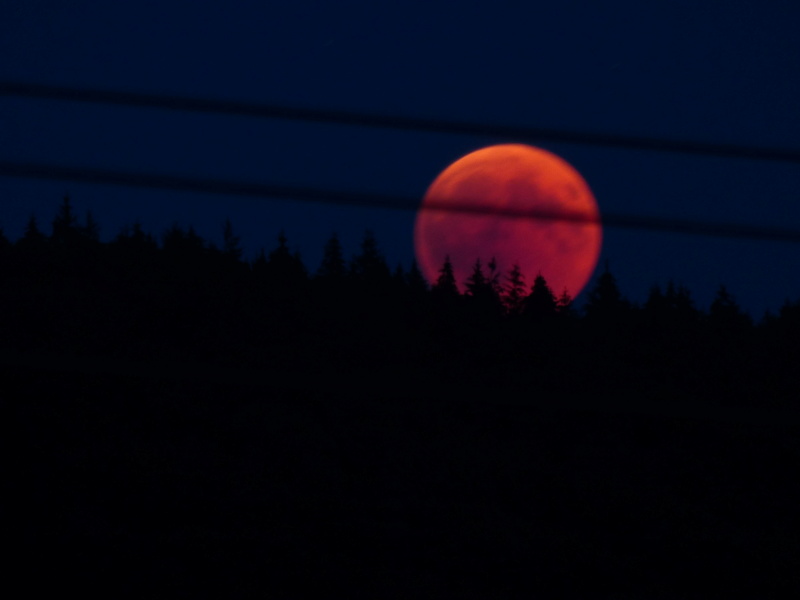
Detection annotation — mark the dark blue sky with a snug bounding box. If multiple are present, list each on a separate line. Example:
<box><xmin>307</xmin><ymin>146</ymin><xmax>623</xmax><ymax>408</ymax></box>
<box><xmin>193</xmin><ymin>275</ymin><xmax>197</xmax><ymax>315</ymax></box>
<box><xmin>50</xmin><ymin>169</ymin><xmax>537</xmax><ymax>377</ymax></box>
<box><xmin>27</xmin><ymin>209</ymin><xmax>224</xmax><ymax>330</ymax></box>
<box><xmin>2</xmin><ymin>0</ymin><xmax>800</xmax><ymax>315</ymax></box>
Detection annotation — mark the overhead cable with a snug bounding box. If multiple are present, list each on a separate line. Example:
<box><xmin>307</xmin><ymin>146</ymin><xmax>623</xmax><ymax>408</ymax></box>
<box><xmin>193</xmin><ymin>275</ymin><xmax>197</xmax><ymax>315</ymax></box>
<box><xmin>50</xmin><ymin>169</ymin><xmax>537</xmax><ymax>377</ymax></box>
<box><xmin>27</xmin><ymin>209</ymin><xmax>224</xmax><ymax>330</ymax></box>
<box><xmin>3</xmin><ymin>159</ymin><xmax>800</xmax><ymax>243</ymax></box>
<box><xmin>2</xmin><ymin>81</ymin><xmax>800</xmax><ymax>164</ymax></box>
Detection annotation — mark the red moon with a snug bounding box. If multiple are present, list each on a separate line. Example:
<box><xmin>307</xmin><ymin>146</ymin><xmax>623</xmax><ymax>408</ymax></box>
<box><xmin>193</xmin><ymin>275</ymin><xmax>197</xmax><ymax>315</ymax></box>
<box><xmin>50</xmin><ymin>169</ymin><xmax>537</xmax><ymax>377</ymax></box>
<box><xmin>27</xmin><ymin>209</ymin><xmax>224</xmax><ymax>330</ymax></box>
<box><xmin>414</xmin><ymin>144</ymin><xmax>602</xmax><ymax>298</ymax></box>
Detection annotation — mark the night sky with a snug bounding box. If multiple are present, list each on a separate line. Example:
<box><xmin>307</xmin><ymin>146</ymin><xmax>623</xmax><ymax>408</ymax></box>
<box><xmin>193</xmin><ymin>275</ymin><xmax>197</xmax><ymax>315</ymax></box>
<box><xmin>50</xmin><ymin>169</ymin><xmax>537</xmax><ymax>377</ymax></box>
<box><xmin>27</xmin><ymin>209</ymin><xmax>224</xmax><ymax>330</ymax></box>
<box><xmin>2</xmin><ymin>0</ymin><xmax>800</xmax><ymax>315</ymax></box>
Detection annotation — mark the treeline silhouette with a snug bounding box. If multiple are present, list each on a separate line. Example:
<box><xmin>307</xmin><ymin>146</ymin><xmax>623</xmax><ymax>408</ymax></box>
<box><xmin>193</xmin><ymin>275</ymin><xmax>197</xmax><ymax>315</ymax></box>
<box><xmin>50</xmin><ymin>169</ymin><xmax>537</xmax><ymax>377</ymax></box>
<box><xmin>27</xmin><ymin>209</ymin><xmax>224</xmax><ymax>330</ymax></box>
<box><xmin>1</xmin><ymin>195</ymin><xmax>798</xmax><ymax>408</ymax></box>
<box><xmin>8</xmin><ymin>197</ymin><xmax>800</xmax><ymax>595</ymax></box>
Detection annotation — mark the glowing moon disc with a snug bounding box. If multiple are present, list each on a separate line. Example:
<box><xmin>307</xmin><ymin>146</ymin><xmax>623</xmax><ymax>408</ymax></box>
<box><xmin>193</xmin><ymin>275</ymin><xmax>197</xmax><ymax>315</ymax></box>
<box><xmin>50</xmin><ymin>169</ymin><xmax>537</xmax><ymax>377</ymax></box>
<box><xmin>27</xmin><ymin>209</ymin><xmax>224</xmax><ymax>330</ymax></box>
<box><xmin>414</xmin><ymin>144</ymin><xmax>602</xmax><ymax>298</ymax></box>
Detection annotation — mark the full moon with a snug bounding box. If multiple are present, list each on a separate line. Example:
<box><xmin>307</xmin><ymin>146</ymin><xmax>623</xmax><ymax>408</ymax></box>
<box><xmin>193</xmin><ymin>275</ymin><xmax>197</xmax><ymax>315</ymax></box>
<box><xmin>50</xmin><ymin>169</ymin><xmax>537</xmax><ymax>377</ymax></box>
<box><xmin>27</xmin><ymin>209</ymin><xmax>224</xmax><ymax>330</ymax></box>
<box><xmin>414</xmin><ymin>144</ymin><xmax>602</xmax><ymax>298</ymax></box>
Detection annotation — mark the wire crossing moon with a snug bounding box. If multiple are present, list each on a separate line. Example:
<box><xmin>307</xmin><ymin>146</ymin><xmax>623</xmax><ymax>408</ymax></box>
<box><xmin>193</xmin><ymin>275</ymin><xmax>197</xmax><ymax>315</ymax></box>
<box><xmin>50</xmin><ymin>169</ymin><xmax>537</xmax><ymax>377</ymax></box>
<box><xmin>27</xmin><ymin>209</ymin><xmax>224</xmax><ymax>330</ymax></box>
<box><xmin>414</xmin><ymin>144</ymin><xmax>603</xmax><ymax>298</ymax></box>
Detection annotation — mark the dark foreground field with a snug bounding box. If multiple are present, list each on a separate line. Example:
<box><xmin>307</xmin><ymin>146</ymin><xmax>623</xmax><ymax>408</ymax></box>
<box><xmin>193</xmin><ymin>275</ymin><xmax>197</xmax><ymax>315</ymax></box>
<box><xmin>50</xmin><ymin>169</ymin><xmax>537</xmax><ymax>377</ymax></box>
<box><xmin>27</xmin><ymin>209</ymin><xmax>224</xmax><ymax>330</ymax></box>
<box><xmin>7</xmin><ymin>355</ymin><xmax>800</xmax><ymax>597</ymax></box>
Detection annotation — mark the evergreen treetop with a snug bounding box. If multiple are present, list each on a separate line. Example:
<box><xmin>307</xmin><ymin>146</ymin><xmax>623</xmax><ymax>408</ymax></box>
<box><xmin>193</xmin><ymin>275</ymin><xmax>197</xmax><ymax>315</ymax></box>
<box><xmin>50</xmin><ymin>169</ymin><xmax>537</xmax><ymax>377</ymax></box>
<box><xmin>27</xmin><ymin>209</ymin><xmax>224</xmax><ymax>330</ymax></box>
<box><xmin>432</xmin><ymin>255</ymin><xmax>459</xmax><ymax>298</ymax></box>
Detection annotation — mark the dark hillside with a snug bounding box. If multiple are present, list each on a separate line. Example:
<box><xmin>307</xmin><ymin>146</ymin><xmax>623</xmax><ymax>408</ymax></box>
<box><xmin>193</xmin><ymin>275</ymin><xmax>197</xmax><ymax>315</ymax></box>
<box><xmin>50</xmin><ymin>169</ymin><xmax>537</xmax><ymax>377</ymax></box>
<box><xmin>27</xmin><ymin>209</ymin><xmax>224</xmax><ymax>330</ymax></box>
<box><xmin>5</xmin><ymin>203</ymin><xmax>800</xmax><ymax>595</ymax></box>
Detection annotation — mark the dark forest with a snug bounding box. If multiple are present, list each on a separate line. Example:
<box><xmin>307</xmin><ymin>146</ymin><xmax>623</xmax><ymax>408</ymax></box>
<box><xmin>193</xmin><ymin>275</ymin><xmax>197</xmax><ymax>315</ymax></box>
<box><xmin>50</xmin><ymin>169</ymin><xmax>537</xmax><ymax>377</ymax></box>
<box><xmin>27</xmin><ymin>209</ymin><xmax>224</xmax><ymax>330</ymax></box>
<box><xmin>6</xmin><ymin>197</ymin><xmax>800</xmax><ymax>596</ymax></box>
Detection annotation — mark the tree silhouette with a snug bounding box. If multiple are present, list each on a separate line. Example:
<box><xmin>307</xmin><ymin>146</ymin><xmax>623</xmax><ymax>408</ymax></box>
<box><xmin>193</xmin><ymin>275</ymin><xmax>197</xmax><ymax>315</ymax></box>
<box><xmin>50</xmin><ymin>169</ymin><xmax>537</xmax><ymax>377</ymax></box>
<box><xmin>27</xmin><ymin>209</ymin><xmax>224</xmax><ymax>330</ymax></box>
<box><xmin>431</xmin><ymin>255</ymin><xmax>459</xmax><ymax>299</ymax></box>
<box><xmin>51</xmin><ymin>194</ymin><xmax>78</xmax><ymax>245</ymax></box>
<box><xmin>316</xmin><ymin>232</ymin><xmax>346</xmax><ymax>282</ymax></box>
<box><xmin>644</xmin><ymin>281</ymin><xmax>698</xmax><ymax>329</ymax></box>
<box><xmin>163</xmin><ymin>223</ymin><xmax>205</xmax><ymax>257</ymax></box>
<box><xmin>110</xmin><ymin>222</ymin><xmax>159</xmax><ymax>285</ymax></box>
<box><xmin>222</xmin><ymin>218</ymin><xmax>243</xmax><ymax>261</ymax></box>
<box><xmin>406</xmin><ymin>259</ymin><xmax>429</xmax><ymax>295</ymax></box>
<box><xmin>556</xmin><ymin>288</ymin><xmax>575</xmax><ymax>318</ymax></box>
<box><xmin>266</xmin><ymin>231</ymin><xmax>308</xmax><ymax>289</ymax></box>
<box><xmin>16</xmin><ymin>215</ymin><xmax>47</xmax><ymax>261</ymax></box>
<box><xmin>7</xmin><ymin>196</ymin><xmax>800</xmax><ymax>411</ymax></box>
<box><xmin>709</xmin><ymin>285</ymin><xmax>751</xmax><ymax>331</ymax></box>
<box><xmin>464</xmin><ymin>258</ymin><xmax>502</xmax><ymax>317</ymax></box>
<box><xmin>503</xmin><ymin>263</ymin><xmax>526</xmax><ymax>316</ymax></box>
<box><xmin>523</xmin><ymin>274</ymin><xmax>558</xmax><ymax>320</ymax></box>
<box><xmin>392</xmin><ymin>262</ymin><xmax>407</xmax><ymax>291</ymax></box>
<box><xmin>82</xmin><ymin>211</ymin><xmax>100</xmax><ymax>243</ymax></box>
<box><xmin>349</xmin><ymin>229</ymin><xmax>390</xmax><ymax>288</ymax></box>
<box><xmin>464</xmin><ymin>258</ymin><xmax>488</xmax><ymax>296</ymax></box>
<box><xmin>583</xmin><ymin>263</ymin><xmax>631</xmax><ymax>324</ymax></box>
<box><xmin>160</xmin><ymin>224</ymin><xmax>212</xmax><ymax>288</ymax></box>
<box><xmin>487</xmin><ymin>257</ymin><xmax>503</xmax><ymax>298</ymax></box>
<box><xmin>113</xmin><ymin>222</ymin><xmax>158</xmax><ymax>258</ymax></box>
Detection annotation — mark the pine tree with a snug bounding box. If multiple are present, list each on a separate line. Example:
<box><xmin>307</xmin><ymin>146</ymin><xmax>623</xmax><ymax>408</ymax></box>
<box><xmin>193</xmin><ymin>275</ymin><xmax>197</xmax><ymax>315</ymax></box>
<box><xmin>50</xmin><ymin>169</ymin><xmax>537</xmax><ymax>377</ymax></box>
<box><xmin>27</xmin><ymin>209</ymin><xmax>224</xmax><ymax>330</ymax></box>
<box><xmin>645</xmin><ymin>280</ymin><xmax>697</xmax><ymax>325</ymax></box>
<box><xmin>709</xmin><ymin>284</ymin><xmax>751</xmax><ymax>330</ymax></box>
<box><xmin>111</xmin><ymin>222</ymin><xmax>158</xmax><ymax>280</ymax></box>
<box><xmin>267</xmin><ymin>231</ymin><xmax>307</xmax><ymax>285</ymax></box>
<box><xmin>222</xmin><ymin>218</ymin><xmax>243</xmax><ymax>260</ymax></box>
<box><xmin>252</xmin><ymin>247</ymin><xmax>268</xmax><ymax>273</ymax></box>
<box><xmin>464</xmin><ymin>258</ymin><xmax>488</xmax><ymax>297</ymax></box>
<box><xmin>18</xmin><ymin>215</ymin><xmax>46</xmax><ymax>251</ymax></box>
<box><xmin>556</xmin><ymin>288</ymin><xmax>574</xmax><ymax>317</ymax></box>
<box><xmin>349</xmin><ymin>229</ymin><xmax>390</xmax><ymax>287</ymax></box>
<box><xmin>487</xmin><ymin>257</ymin><xmax>502</xmax><ymax>297</ymax></box>
<box><xmin>392</xmin><ymin>263</ymin><xmax>407</xmax><ymax>290</ymax></box>
<box><xmin>406</xmin><ymin>259</ymin><xmax>429</xmax><ymax>294</ymax></box>
<box><xmin>316</xmin><ymin>232</ymin><xmax>346</xmax><ymax>281</ymax></box>
<box><xmin>51</xmin><ymin>194</ymin><xmax>78</xmax><ymax>245</ymax></box>
<box><xmin>644</xmin><ymin>283</ymin><xmax>666</xmax><ymax>315</ymax></box>
<box><xmin>132</xmin><ymin>223</ymin><xmax>157</xmax><ymax>249</ymax></box>
<box><xmin>523</xmin><ymin>273</ymin><xmax>558</xmax><ymax>320</ymax></box>
<box><xmin>82</xmin><ymin>211</ymin><xmax>100</xmax><ymax>242</ymax></box>
<box><xmin>162</xmin><ymin>223</ymin><xmax>209</xmax><ymax>282</ymax></box>
<box><xmin>503</xmin><ymin>263</ymin><xmax>526</xmax><ymax>316</ymax></box>
<box><xmin>464</xmin><ymin>258</ymin><xmax>502</xmax><ymax>316</ymax></box>
<box><xmin>432</xmin><ymin>255</ymin><xmax>459</xmax><ymax>298</ymax></box>
<box><xmin>584</xmin><ymin>262</ymin><xmax>631</xmax><ymax>324</ymax></box>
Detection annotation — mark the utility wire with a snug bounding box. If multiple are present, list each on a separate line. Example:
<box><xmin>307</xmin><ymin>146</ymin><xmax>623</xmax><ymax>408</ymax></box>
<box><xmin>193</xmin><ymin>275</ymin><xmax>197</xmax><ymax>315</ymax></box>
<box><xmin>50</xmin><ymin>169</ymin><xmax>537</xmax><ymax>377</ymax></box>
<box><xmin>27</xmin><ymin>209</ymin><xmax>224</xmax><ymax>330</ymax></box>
<box><xmin>3</xmin><ymin>159</ymin><xmax>800</xmax><ymax>243</ymax></box>
<box><xmin>3</xmin><ymin>81</ymin><xmax>800</xmax><ymax>164</ymax></box>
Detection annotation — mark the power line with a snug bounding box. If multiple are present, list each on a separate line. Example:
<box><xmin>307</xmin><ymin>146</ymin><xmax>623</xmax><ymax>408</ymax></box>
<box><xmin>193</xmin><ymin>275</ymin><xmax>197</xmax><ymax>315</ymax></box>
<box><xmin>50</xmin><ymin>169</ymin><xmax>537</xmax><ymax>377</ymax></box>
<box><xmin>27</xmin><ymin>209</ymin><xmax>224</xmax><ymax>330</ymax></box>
<box><xmin>3</xmin><ymin>81</ymin><xmax>800</xmax><ymax>164</ymax></box>
<box><xmin>3</xmin><ymin>159</ymin><xmax>800</xmax><ymax>243</ymax></box>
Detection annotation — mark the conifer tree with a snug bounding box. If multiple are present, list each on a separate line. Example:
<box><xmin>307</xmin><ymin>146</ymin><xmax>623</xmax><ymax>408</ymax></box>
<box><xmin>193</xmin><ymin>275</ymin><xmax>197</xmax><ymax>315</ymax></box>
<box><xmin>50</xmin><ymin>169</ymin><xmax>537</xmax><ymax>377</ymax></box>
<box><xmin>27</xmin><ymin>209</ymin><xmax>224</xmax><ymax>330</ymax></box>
<box><xmin>118</xmin><ymin>222</ymin><xmax>157</xmax><ymax>252</ymax></box>
<box><xmin>504</xmin><ymin>263</ymin><xmax>526</xmax><ymax>316</ymax></box>
<box><xmin>111</xmin><ymin>222</ymin><xmax>158</xmax><ymax>283</ymax></box>
<box><xmin>392</xmin><ymin>263</ymin><xmax>407</xmax><ymax>290</ymax></box>
<box><xmin>709</xmin><ymin>284</ymin><xmax>751</xmax><ymax>330</ymax></box>
<box><xmin>487</xmin><ymin>257</ymin><xmax>503</xmax><ymax>297</ymax></box>
<box><xmin>406</xmin><ymin>259</ymin><xmax>429</xmax><ymax>294</ymax></box>
<box><xmin>222</xmin><ymin>218</ymin><xmax>243</xmax><ymax>260</ymax></box>
<box><xmin>432</xmin><ymin>255</ymin><xmax>459</xmax><ymax>298</ymax></box>
<box><xmin>584</xmin><ymin>262</ymin><xmax>631</xmax><ymax>323</ymax></box>
<box><xmin>252</xmin><ymin>247</ymin><xmax>268</xmax><ymax>273</ymax></box>
<box><xmin>556</xmin><ymin>288</ymin><xmax>574</xmax><ymax>317</ymax></box>
<box><xmin>267</xmin><ymin>231</ymin><xmax>307</xmax><ymax>285</ymax></box>
<box><xmin>523</xmin><ymin>273</ymin><xmax>558</xmax><ymax>319</ymax></box>
<box><xmin>18</xmin><ymin>215</ymin><xmax>46</xmax><ymax>251</ymax></box>
<box><xmin>316</xmin><ymin>232</ymin><xmax>346</xmax><ymax>281</ymax></box>
<box><xmin>464</xmin><ymin>258</ymin><xmax>488</xmax><ymax>297</ymax></box>
<box><xmin>645</xmin><ymin>280</ymin><xmax>697</xmax><ymax>325</ymax></box>
<box><xmin>161</xmin><ymin>223</ymin><xmax>209</xmax><ymax>282</ymax></box>
<box><xmin>464</xmin><ymin>258</ymin><xmax>502</xmax><ymax>316</ymax></box>
<box><xmin>82</xmin><ymin>211</ymin><xmax>100</xmax><ymax>242</ymax></box>
<box><xmin>349</xmin><ymin>229</ymin><xmax>390</xmax><ymax>286</ymax></box>
<box><xmin>644</xmin><ymin>283</ymin><xmax>665</xmax><ymax>315</ymax></box>
<box><xmin>51</xmin><ymin>194</ymin><xmax>78</xmax><ymax>244</ymax></box>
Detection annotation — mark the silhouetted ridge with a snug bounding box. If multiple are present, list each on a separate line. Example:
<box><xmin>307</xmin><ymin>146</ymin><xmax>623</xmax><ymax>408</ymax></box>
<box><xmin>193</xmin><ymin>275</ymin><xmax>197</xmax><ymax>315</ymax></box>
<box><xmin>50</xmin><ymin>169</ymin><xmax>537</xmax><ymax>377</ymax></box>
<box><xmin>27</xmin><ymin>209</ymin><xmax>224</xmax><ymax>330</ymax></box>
<box><xmin>0</xmin><ymin>197</ymin><xmax>798</xmax><ymax>407</ymax></box>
